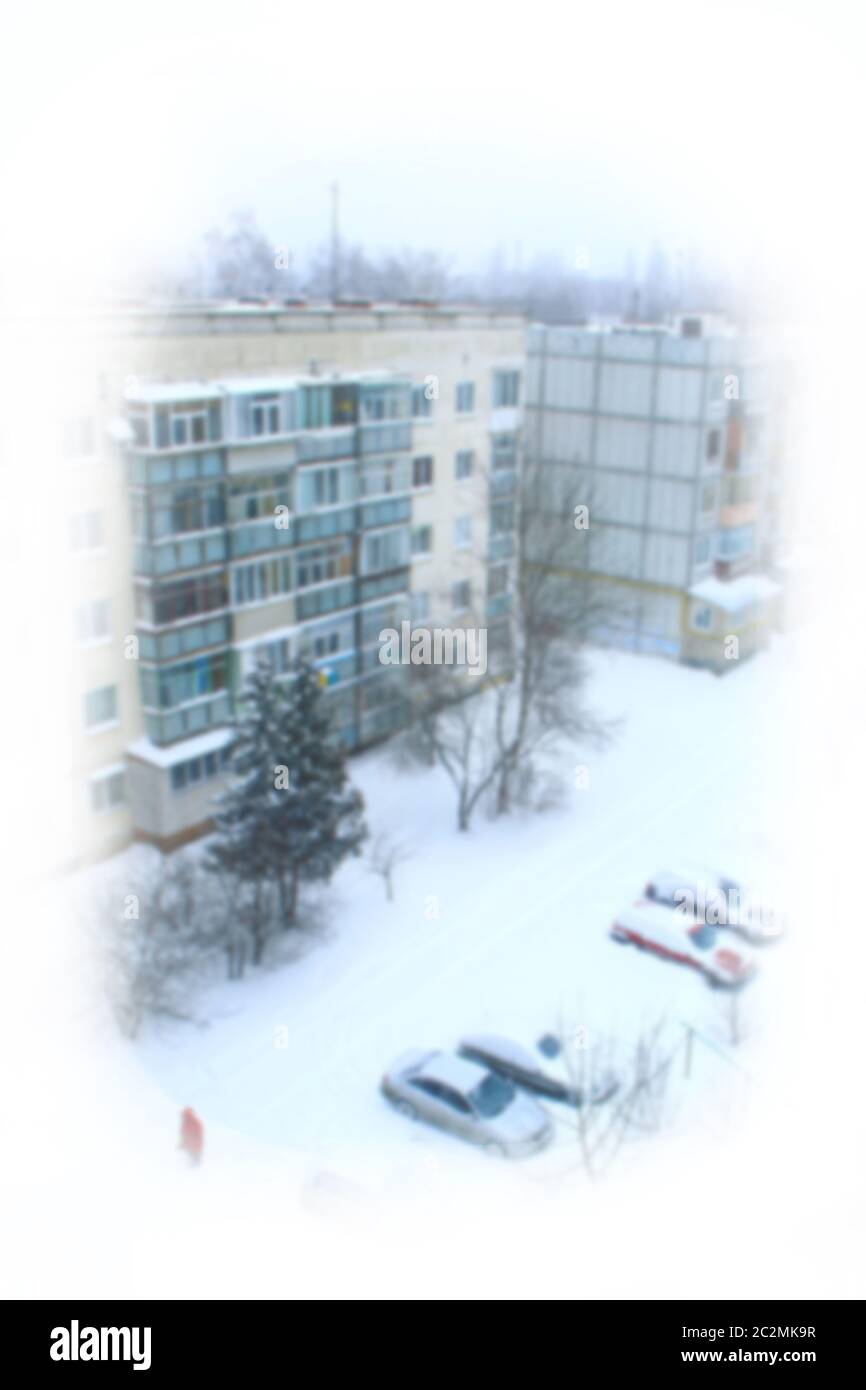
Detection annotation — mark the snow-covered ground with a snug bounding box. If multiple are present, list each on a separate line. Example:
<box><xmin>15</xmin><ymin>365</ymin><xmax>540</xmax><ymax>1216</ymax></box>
<box><xmin>12</xmin><ymin>635</ymin><xmax>853</xmax><ymax>1300</ymax></box>
<box><xmin>132</xmin><ymin>645</ymin><xmax>787</xmax><ymax>1171</ymax></box>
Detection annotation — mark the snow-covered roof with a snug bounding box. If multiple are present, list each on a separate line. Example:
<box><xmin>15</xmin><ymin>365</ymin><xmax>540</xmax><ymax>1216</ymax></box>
<box><xmin>460</xmin><ymin>1035</ymin><xmax>539</xmax><ymax>1071</ymax></box>
<box><xmin>125</xmin><ymin>381</ymin><xmax>223</xmax><ymax>405</ymax></box>
<box><xmin>127</xmin><ymin>726</ymin><xmax>235</xmax><ymax>769</ymax></box>
<box><xmin>616</xmin><ymin>899</ymin><xmax>692</xmax><ymax>932</ymax></box>
<box><xmin>107</xmin><ymin>417</ymin><xmax>135</xmax><ymax>443</ymax></box>
<box><xmin>418</xmin><ymin>1051</ymin><xmax>487</xmax><ymax>1094</ymax></box>
<box><xmin>126</xmin><ymin>369</ymin><xmax>412</xmax><ymax>405</ymax></box>
<box><xmin>688</xmin><ymin>574</ymin><xmax>780</xmax><ymax>614</ymax></box>
<box><xmin>217</xmin><ymin>376</ymin><xmax>300</xmax><ymax>396</ymax></box>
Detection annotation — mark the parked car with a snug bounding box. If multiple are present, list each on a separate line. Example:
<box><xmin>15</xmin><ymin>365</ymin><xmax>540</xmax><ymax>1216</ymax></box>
<box><xmin>381</xmin><ymin>1048</ymin><xmax>554</xmax><ymax>1157</ymax></box>
<box><xmin>610</xmin><ymin>899</ymin><xmax>757</xmax><ymax>987</ymax></box>
<box><xmin>645</xmin><ymin>865</ymin><xmax>783</xmax><ymax>944</ymax></box>
<box><xmin>458</xmin><ymin>1034</ymin><xmax>618</xmax><ymax>1106</ymax></box>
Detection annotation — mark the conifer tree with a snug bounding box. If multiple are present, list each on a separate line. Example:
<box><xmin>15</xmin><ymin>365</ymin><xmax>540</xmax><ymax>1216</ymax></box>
<box><xmin>207</xmin><ymin>659</ymin><xmax>367</xmax><ymax>959</ymax></box>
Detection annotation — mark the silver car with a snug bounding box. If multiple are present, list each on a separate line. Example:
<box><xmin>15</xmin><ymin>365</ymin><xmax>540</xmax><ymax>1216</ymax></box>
<box><xmin>381</xmin><ymin>1048</ymin><xmax>554</xmax><ymax>1157</ymax></box>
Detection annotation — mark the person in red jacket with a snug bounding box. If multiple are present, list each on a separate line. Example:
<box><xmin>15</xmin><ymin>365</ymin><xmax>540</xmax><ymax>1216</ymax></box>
<box><xmin>179</xmin><ymin>1106</ymin><xmax>204</xmax><ymax>1165</ymax></box>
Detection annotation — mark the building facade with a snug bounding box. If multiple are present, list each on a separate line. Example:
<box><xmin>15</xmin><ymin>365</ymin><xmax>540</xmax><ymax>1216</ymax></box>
<box><xmin>58</xmin><ymin>303</ymin><xmax>524</xmax><ymax>862</ymax></box>
<box><xmin>525</xmin><ymin>315</ymin><xmax>781</xmax><ymax>667</ymax></box>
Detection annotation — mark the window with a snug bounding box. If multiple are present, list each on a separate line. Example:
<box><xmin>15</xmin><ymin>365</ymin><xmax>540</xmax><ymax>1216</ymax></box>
<box><xmin>453</xmin><ymin>515</ymin><xmax>473</xmax><ymax>549</ymax></box>
<box><xmin>294</xmin><ymin>539</ymin><xmax>352</xmax><ymax>590</ymax></box>
<box><xmin>251</xmin><ymin>396</ymin><xmax>281</xmax><ymax>436</ymax></box>
<box><xmin>491</xmin><ymin>434</ymin><xmax>517</xmax><ymax>471</ymax></box>
<box><xmin>437</xmin><ymin>1085</ymin><xmax>472</xmax><ymax>1115</ymax></box>
<box><xmin>488</xmin><ymin>564</ymin><xmax>509</xmax><ymax>598</ymax></box>
<box><xmin>70</xmin><ymin>510</ymin><xmax>103</xmax><ymax>553</ymax></box>
<box><xmin>361</xmin><ymin>384</ymin><xmax>409</xmax><ymax>422</ymax></box>
<box><xmin>166</xmin><ymin>402</ymin><xmax>210</xmax><ymax>447</ymax></box>
<box><xmin>257</xmin><ymin>636</ymin><xmax>293</xmax><ymax>674</ymax></box>
<box><xmin>89</xmin><ymin>767</ymin><xmax>125</xmax><ymax>813</ymax></box>
<box><xmin>312</xmin><ymin>631</ymin><xmax>340</xmax><ymax>658</ymax></box>
<box><xmin>456</xmin><ymin>381</ymin><xmax>475</xmax><ymax>413</ymax></box>
<box><xmin>706</xmin><ymin>428</ymin><xmax>721</xmax><ymax>461</ymax></box>
<box><xmin>313</xmin><ymin>467</ymin><xmax>340</xmax><ymax>506</ymax></box>
<box><xmin>151</xmin><ymin>574</ymin><xmax>227</xmax><ymax>625</ymax></box>
<box><xmin>694</xmin><ymin>534</ymin><xmax>712</xmax><ymax>566</ymax></box>
<box><xmin>455</xmin><ymin>450</ymin><xmax>474</xmax><ymax>480</ymax></box>
<box><xmin>717</xmin><ymin>524</ymin><xmax>756</xmax><ymax>560</ymax></box>
<box><xmin>411</xmin><ymin>525</ymin><xmax>433</xmax><ymax>556</ymax></box>
<box><xmin>84</xmin><ymin>684</ymin><xmax>118</xmax><ymax>730</ymax></box>
<box><xmin>490</xmin><ymin>500</ymin><xmax>515</xmax><ymax>536</ymax></box>
<box><xmin>76</xmin><ymin>599</ymin><xmax>110</xmax><ymax>644</ymax></box>
<box><xmin>359</xmin><ymin>457</ymin><xmax>405</xmax><ymax>498</ymax></box>
<box><xmin>233</xmin><ymin>554</ymin><xmax>294</xmax><ymax>606</ymax></box>
<box><xmin>170</xmin><ymin>750</ymin><xmax>227</xmax><ymax>792</ymax></box>
<box><xmin>412</xmin><ymin>591</ymin><xmax>430</xmax><ymax>622</ymax></box>
<box><xmin>701</xmin><ymin>482</ymin><xmax>718</xmax><ymax>514</ymax></box>
<box><xmin>412</xmin><ymin>455</ymin><xmax>433</xmax><ymax>488</ymax></box>
<box><xmin>150</xmin><ymin>653</ymin><xmax>229</xmax><ymax>710</ymax></box>
<box><xmin>692</xmin><ymin>603</ymin><xmax>713</xmax><ymax>632</ymax></box>
<box><xmin>302</xmin><ymin>385</ymin><xmax>333</xmax><ymax>430</ymax></box>
<box><xmin>62</xmin><ymin>416</ymin><xmax>96</xmax><ymax>460</ymax></box>
<box><xmin>412</xmin><ymin>385</ymin><xmax>433</xmax><ymax>418</ymax></box>
<box><xmin>492</xmin><ymin>370</ymin><xmax>520</xmax><ymax>408</ymax></box>
<box><xmin>363</xmin><ymin>529</ymin><xmax>407</xmax><ymax>574</ymax></box>
<box><xmin>228</xmin><ymin>471</ymin><xmax>290</xmax><ymax>520</ymax></box>
<box><xmin>452</xmin><ymin>579</ymin><xmax>472</xmax><ymax>612</ymax></box>
<box><xmin>724</xmin><ymin>475</ymin><xmax>758</xmax><ymax>506</ymax></box>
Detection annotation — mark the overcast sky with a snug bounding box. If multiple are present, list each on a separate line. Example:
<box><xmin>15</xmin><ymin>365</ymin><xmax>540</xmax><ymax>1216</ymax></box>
<box><xmin>1</xmin><ymin>0</ymin><xmax>863</xmax><ymax>301</ymax></box>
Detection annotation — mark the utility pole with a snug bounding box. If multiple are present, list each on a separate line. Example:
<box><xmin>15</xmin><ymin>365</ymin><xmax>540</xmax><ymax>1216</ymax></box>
<box><xmin>330</xmin><ymin>181</ymin><xmax>340</xmax><ymax>304</ymax></box>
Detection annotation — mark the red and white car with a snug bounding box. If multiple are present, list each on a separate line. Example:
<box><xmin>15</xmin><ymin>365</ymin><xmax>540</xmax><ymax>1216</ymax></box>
<box><xmin>610</xmin><ymin>899</ymin><xmax>757</xmax><ymax>987</ymax></box>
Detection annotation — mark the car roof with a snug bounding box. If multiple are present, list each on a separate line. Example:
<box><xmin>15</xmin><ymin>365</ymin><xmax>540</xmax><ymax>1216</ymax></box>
<box><xmin>616</xmin><ymin>899</ymin><xmax>698</xmax><ymax>931</ymax></box>
<box><xmin>417</xmin><ymin>1050</ymin><xmax>488</xmax><ymax>1093</ymax></box>
<box><xmin>460</xmin><ymin>1035</ymin><xmax>541</xmax><ymax>1072</ymax></box>
<box><xmin>652</xmin><ymin>864</ymin><xmax>721</xmax><ymax>886</ymax></box>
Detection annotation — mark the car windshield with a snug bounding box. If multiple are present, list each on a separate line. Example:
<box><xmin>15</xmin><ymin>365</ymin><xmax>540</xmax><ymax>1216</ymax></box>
<box><xmin>689</xmin><ymin>923</ymin><xmax>718</xmax><ymax>950</ymax></box>
<box><xmin>469</xmin><ymin>1072</ymin><xmax>516</xmax><ymax>1118</ymax></box>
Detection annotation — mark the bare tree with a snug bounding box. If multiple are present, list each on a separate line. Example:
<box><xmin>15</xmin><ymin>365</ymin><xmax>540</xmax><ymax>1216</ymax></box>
<box><xmin>95</xmin><ymin>853</ymin><xmax>220</xmax><ymax>1038</ymax></box>
<box><xmin>400</xmin><ymin>658</ymin><xmax>504</xmax><ymax>832</ymax></box>
<box><xmin>202</xmin><ymin>209</ymin><xmax>281</xmax><ymax>300</ymax></box>
<box><xmin>556</xmin><ymin>1019</ymin><xmax>679</xmax><ymax>1179</ymax></box>
<box><xmin>395</xmin><ymin>451</ymin><xmax>624</xmax><ymax>831</ymax></box>
<box><xmin>487</xmin><ymin>443</ymin><xmax>628</xmax><ymax>817</ymax></box>
<box><xmin>366</xmin><ymin>830</ymin><xmax>412</xmax><ymax>902</ymax></box>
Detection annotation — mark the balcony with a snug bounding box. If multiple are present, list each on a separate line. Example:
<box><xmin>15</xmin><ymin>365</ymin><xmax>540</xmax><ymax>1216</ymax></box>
<box><xmin>143</xmin><ymin>691</ymin><xmax>232</xmax><ymax>746</ymax></box>
<box><xmin>489</xmin><ymin>533</ymin><xmax>516</xmax><ymax>562</ymax></box>
<box><xmin>719</xmin><ymin>501</ymin><xmax>759</xmax><ymax>528</ymax></box>
<box><xmin>134</xmin><ymin>532</ymin><xmax>228</xmax><ymax>576</ymax></box>
<box><xmin>358</xmin><ymin>421</ymin><xmax>413</xmax><ymax>455</ymax></box>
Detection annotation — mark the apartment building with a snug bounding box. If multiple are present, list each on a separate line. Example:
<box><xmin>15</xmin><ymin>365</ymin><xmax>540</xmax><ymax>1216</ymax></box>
<box><xmin>525</xmin><ymin>315</ymin><xmax>781</xmax><ymax>669</ymax></box>
<box><xmin>54</xmin><ymin>303</ymin><xmax>523</xmax><ymax>863</ymax></box>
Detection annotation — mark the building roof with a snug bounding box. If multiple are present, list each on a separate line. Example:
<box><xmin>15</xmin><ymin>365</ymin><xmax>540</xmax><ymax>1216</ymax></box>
<box><xmin>688</xmin><ymin>574</ymin><xmax>781</xmax><ymax>613</ymax></box>
<box><xmin>125</xmin><ymin>368</ymin><xmax>415</xmax><ymax>405</ymax></box>
<box><xmin>127</xmin><ymin>727</ymin><xmax>235</xmax><ymax>769</ymax></box>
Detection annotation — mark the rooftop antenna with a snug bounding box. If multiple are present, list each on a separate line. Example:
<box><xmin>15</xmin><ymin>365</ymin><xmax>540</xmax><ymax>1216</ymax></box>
<box><xmin>330</xmin><ymin>181</ymin><xmax>340</xmax><ymax>304</ymax></box>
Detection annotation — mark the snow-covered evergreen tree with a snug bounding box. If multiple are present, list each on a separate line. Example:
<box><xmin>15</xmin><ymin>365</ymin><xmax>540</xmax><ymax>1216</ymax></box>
<box><xmin>206</xmin><ymin>659</ymin><xmax>366</xmax><ymax>957</ymax></box>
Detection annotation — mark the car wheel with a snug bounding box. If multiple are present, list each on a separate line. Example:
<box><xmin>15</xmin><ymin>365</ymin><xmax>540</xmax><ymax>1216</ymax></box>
<box><xmin>704</xmin><ymin>970</ymin><xmax>722</xmax><ymax>989</ymax></box>
<box><xmin>396</xmin><ymin>1100</ymin><xmax>418</xmax><ymax>1121</ymax></box>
